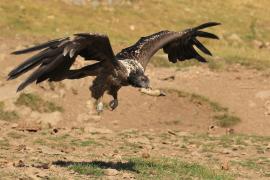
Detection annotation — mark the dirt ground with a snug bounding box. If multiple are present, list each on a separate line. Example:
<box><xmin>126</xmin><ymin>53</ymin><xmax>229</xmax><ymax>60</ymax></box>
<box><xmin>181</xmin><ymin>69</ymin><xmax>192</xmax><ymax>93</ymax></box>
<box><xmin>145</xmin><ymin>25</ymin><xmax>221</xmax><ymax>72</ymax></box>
<box><xmin>0</xmin><ymin>40</ymin><xmax>270</xmax><ymax>179</ymax></box>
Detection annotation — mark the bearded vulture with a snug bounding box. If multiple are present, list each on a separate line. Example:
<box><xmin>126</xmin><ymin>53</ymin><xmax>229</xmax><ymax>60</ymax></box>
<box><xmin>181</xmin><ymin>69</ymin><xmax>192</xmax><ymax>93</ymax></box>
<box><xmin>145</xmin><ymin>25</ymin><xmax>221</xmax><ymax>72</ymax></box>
<box><xmin>8</xmin><ymin>22</ymin><xmax>220</xmax><ymax>112</ymax></box>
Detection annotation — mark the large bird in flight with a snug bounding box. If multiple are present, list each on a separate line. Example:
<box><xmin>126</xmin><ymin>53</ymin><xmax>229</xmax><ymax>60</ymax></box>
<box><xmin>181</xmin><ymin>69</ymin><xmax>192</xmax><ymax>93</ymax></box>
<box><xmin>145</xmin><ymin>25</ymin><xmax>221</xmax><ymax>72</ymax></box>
<box><xmin>8</xmin><ymin>22</ymin><xmax>220</xmax><ymax>112</ymax></box>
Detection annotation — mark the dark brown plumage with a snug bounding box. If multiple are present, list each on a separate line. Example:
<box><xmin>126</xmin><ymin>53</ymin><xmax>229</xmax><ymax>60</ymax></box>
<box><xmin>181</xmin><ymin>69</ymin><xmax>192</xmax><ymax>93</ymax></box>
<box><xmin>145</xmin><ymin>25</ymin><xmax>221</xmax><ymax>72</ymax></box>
<box><xmin>8</xmin><ymin>22</ymin><xmax>220</xmax><ymax>112</ymax></box>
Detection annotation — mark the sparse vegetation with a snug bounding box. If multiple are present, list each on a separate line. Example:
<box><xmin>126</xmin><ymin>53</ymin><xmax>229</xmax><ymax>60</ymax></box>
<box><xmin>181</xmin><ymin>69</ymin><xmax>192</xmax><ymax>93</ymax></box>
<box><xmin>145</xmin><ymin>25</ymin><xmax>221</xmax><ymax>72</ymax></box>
<box><xmin>167</xmin><ymin>89</ymin><xmax>241</xmax><ymax>127</ymax></box>
<box><xmin>233</xmin><ymin>157</ymin><xmax>270</xmax><ymax>177</ymax></box>
<box><xmin>214</xmin><ymin>114</ymin><xmax>241</xmax><ymax>127</ymax></box>
<box><xmin>69</xmin><ymin>163</ymin><xmax>104</xmax><ymax>176</ymax></box>
<box><xmin>1</xmin><ymin>0</ymin><xmax>270</xmax><ymax>70</ymax></box>
<box><xmin>6</xmin><ymin>131</ymin><xmax>26</xmax><ymax>139</ymax></box>
<box><xmin>0</xmin><ymin>101</ymin><xmax>19</xmax><ymax>122</ymax></box>
<box><xmin>15</xmin><ymin>93</ymin><xmax>63</xmax><ymax>113</ymax></box>
<box><xmin>67</xmin><ymin>157</ymin><xmax>233</xmax><ymax>179</ymax></box>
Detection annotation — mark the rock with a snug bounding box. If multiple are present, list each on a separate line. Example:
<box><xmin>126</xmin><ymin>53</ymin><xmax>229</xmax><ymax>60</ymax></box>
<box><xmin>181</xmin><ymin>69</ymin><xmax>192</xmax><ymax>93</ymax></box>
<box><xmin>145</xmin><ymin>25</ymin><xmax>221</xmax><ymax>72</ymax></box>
<box><xmin>32</xmin><ymin>162</ymin><xmax>50</xmax><ymax>169</ymax></box>
<box><xmin>141</xmin><ymin>152</ymin><xmax>150</xmax><ymax>159</ymax></box>
<box><xmin>16</xmin><ymin>121</ymin><xmax>41</xmax><ymax>132</ymax></box>
<box><xmin>104</xmin><ymin>168</ymin><xmax>119</xmax><ymax>176</ymax></box>
<box><xmin>13</xmin><ymin>160</ymin><xmax>26</xmax><ymax>167</ymax></box>
<box><xmin>167</xmin><ymin>130</ymin><xmax>177</xmax><ymax>136</ymax></box>
<box><xmin>228</xmin><ymin>33</ymin><xmax>242</xmax><ymax>43</ymax></box>
<box><xmin>221</xmin><ymin>159</ymin><xmax>229</xmax><ymax>170</ymax></box>
<box><xmin>16</xmin><ymin>144</ymin><xmax>27</xmax><ymax>151</ymax></box>
<box><xmin>221</xmin><ymin>149</ymin><xmax>232</xmax><ymax>154</ymax></box>
<box><xmin>129</xmin><ymin>25</ymin><xmax>135</xmax><ymax>31</ymax></box>
<box><xmin>122</xmin><ymin>172</ymin><xmax>135</xmax><ymax>179</ymax></box>
<box><xmin>252</xmin><ymin>40</ymin><xmax>265</xmax><ymax>49</ymax></box>
<box><xmin>226</xmin><ymin>128</ymin><xmax>235</xmax><ymax>135</ymax></box>
<box><xmin>264</xmin><ymin>100</ymin><xmax>270</xmax><ymax>115</ymax></box>
<box><xmin>160</xmin><ymin>75</ymin><xmax>175</xmax><ymax>81</ymax></box>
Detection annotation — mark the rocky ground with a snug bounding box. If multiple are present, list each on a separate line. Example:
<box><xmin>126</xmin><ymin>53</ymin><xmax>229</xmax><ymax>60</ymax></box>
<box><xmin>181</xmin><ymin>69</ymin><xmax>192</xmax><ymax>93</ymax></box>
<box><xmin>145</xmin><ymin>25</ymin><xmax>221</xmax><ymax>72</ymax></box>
<box><xmin>0</xmin><ymin>41</ymin><xmax>270</xmax><ymax>179</ymax></box>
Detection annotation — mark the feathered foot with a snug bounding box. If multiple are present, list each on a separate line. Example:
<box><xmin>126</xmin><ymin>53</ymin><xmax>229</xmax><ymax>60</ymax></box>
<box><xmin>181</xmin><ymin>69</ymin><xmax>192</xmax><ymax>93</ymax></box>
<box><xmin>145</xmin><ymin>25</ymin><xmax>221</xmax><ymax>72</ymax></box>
<box><xmin>109</xmin><ymin>99</ymin><xmax>118</xmax><ymax>111</ymax></box>
<box><xmin>96</xmin><ymin>102</ymin><xmax>104</xmax><ymax>113</ymax></box>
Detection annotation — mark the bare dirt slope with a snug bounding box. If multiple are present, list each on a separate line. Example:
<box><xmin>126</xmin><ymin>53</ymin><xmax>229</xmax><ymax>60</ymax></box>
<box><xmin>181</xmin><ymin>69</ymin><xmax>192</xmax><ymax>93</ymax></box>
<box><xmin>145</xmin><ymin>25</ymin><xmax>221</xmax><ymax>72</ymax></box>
<box><xmin>0</xmin><ymin>43</ymin><xmax>270</xmax><ymax>179</ymax></box>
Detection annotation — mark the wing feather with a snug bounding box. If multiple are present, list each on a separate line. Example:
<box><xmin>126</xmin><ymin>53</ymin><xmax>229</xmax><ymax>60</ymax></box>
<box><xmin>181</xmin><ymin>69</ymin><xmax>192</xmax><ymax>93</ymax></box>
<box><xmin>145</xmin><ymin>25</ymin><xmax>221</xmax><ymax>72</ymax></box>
<box><xmin>117</xmin><ymin>22</ymin><xmax>220</xmax><ymax>68</ymax></box>
<box><xmin>9</xmin><ymin>33</ymin><xmax>116</xmax><ymax>91</ymax></box>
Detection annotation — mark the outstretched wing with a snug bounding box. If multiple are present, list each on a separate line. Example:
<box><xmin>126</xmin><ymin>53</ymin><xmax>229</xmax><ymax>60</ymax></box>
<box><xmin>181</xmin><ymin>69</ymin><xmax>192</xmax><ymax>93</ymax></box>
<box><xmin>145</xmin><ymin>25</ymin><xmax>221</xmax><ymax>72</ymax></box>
<box><xmin>116</xmin><ymin>22</ymin><xmax>220</xmax><ymax>69</ymax></box>
<box><xmin>8</xmin><ymin>33</ymin><xmax>117</xmax><ymax>91</ymax></box>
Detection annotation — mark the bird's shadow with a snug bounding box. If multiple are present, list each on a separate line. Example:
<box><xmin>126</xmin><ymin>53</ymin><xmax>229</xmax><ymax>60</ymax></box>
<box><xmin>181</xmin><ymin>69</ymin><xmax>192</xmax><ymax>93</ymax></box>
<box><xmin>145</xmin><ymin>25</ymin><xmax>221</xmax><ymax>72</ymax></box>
<box><xmin>53</xmin><ymin>160</ymin><xmax>139</xmax><ymax>173</ymax></box>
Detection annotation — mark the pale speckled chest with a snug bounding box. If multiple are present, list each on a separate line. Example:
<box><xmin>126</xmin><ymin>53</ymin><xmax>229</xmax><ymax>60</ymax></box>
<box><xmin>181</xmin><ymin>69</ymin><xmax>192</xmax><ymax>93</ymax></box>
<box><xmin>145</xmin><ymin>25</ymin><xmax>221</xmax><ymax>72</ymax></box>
<box><xmin>118</xmin><ymin>59</ymin><xmax>144</xmax><ymax>76</ymax></box>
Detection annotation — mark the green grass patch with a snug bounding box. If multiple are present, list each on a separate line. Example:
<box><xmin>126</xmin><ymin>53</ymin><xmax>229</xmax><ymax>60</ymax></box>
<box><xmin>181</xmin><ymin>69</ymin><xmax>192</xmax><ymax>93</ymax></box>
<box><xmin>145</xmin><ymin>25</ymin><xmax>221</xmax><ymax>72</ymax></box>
<box><xmin>70</xmin><ymin>138</ymin><xmax>101</xmax><ymax>147</ymax></box>
<box><xmin>15</xmin><ymin>93</ymin><xmax>63</xmax><ymax>113</ymax></box>
<box><xmin>69</xmin><ymin>163</ymin><xmax>104</xmax><ymax>177</ymax></box>
<box><xmin>66</xmin><ymin>157</ymin><xmax>233</xmax><ymax>179</ymax></box>
<box><xmin>189</xmin><ymin>93</ymin><xmax>228</xmax><ymax>112</ymax></box>
<box><xmin>130</xmin><ymin>157</ymin><xmax>233</xmax><ymax>179</ymax></box>
<box><xmin>214</xmin><ymin>114</ymin><xmax>241</xmax><ymax>128</ymax></box>
<box><xmin>233</xmin><ymin>157</ymin><xmax>270</xmax><ymax>177</ymax></box>
<box><xmin>0</xmin><ymin>101</ymin><xmax>19</xmax><ymax>122</ymax></box>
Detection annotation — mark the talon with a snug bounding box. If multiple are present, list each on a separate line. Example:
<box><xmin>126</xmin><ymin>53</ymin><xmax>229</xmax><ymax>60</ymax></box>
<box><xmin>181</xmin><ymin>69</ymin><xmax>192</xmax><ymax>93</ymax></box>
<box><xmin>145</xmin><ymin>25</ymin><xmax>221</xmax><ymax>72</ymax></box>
<box><xmin>109</xmin><ymin>99</ymin><xmax>118</xmax><ymax>110</ymax></box>
<box><xmin>96</xmin><ymin>102</ymin><xmax>104</xmax><ymax>113</ymax></box>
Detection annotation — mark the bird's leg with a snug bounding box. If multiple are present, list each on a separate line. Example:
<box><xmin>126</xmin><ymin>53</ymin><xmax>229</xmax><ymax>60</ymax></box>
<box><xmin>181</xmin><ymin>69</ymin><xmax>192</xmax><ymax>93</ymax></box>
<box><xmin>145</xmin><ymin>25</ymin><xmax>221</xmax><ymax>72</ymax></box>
<box><xmin>96</xmin><ymin>96</ymin><xmax>104</xmax><ymax>113</ymax></box>
<box><xmin>109</xmin><ymin>94</ymin><xmax>118</xmax><ymax>111</ymax></box>
<box><xmin>108</xmin><ymin>86</ymin><xmax>120</xmax><ymax>111</ymax></box>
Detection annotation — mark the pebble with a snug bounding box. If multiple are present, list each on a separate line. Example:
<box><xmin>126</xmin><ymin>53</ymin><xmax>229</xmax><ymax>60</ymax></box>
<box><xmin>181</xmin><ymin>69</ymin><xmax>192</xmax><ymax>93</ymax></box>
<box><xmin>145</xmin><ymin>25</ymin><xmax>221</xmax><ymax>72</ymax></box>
<box><xmin>104</xmin><ymin>168</ymin><xmax>119</xmax><ymax>176</ymax></box>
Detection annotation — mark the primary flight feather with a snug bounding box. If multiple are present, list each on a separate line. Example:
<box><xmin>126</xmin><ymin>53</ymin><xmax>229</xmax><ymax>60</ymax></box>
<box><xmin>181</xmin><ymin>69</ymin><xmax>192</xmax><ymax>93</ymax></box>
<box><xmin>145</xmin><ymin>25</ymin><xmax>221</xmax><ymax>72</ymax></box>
<box><xmin>8</xmin><ymin>22</ymin><xmax>220</xmax><ymax>111</ymax></box>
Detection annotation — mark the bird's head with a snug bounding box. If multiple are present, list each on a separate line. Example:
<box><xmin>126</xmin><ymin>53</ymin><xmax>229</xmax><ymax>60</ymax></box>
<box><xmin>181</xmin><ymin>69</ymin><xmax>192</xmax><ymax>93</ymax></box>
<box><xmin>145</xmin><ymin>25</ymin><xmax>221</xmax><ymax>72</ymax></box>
<box><xmin>127</xmin><ymin>70</ymin><xmax>150</xmax><ymax>88</ymax></box>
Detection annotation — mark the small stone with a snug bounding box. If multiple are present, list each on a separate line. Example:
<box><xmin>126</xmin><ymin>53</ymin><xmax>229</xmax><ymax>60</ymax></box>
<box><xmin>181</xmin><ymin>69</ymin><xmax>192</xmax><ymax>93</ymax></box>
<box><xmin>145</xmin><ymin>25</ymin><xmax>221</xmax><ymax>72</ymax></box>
<box><xmin>221</xmin><ymin>149</ymin><xmax>231</xmax><ymax>154</ymax></box>
<box><xmin>129</xmin><ymin>25</ymin><xmax>135</xmax><ymax>31</ymax></box>
<box><xmin>16</xmin><ymin>144</ymin><xmax>27</xmax><ymax>151</ymax></box>
<box><xmin>252</xmin><ymin>40</ymin><xmax>265</xmax><ymax>49</ymax></box>
<box><xmin>221</xmin><ymin>160</ymin><xmax>229</xmax><ymax>170</ymax></box>
<box><xmin>141</xmin><ymin>152</ymin><xmax>150</xmax><ymax>159</ymax></box>
<box><xmin>122</xmin><ymin>172</ymin><xmax>135</xmax><ymax>179</ymax></box>
<box><xmin>226</xmin><ymin>128</ymin><xmax>234</xmax><ymax>135</ymax></box>
<box><xmin>13</xmin><ymin>160</ymin><xmax>26</xmax><ymax>167</ymax></box>
<box><xmin>16</xmin><ymin>121</ymin><xmax>41</xmax><ymax>132</ymax></box>
<box><xmin>104</xmin><ymin>168</ymin><xmax>119</xmax><ymax>176</ymax></box>
<box><xmin>32</xmin><ymin>162</ymin><xmax>50</xmax><ymax>169</ymax></box>
<box><xmin>228</xmin><ymin>33</ymin><xmax>242</xmax><ymax>43</ymax></box>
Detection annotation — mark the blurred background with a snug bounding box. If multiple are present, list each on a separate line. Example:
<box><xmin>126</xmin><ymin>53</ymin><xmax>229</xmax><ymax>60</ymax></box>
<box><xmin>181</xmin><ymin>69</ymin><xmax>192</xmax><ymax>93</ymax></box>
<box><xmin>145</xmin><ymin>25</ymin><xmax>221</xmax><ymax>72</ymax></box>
<box><xmin>0</xmin><ymin>0</ymin><xmax>270</xmax><ymax>179</ymax></box>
